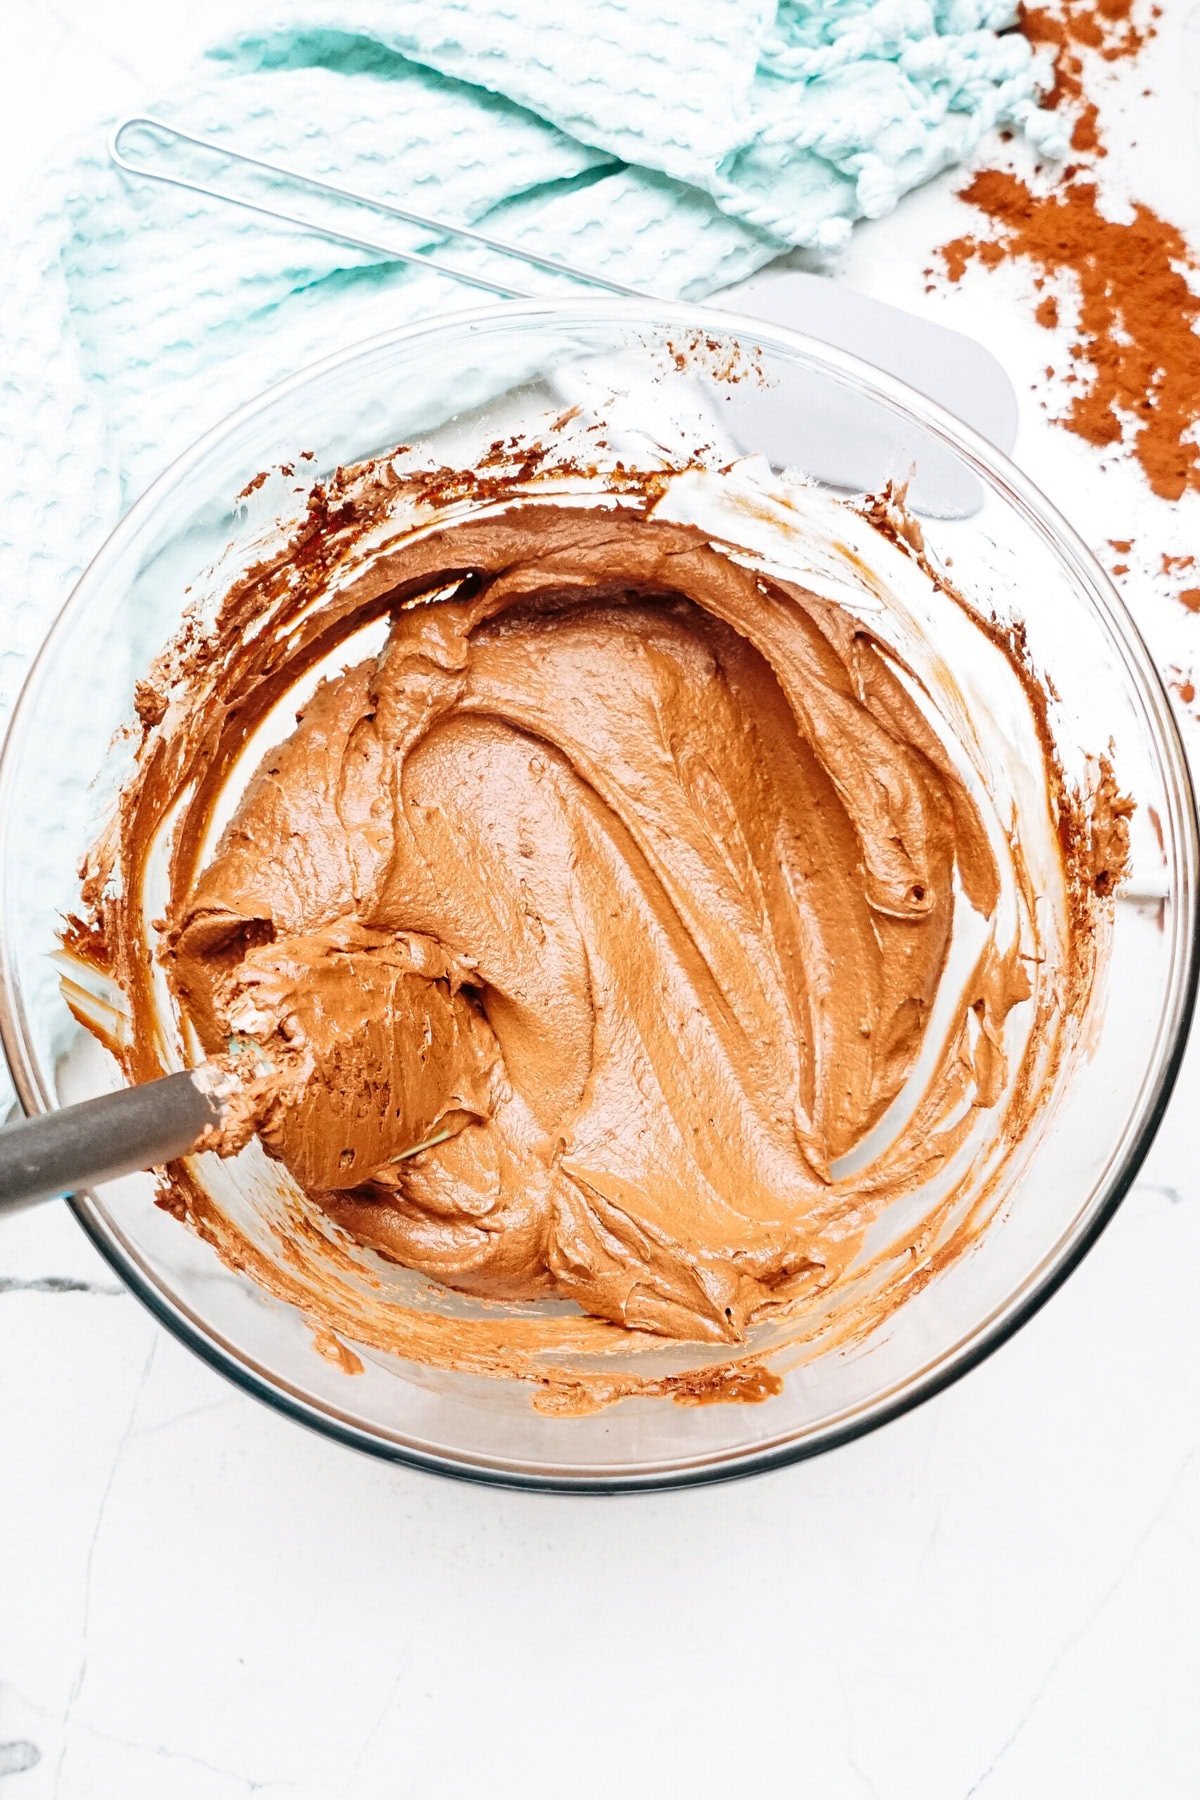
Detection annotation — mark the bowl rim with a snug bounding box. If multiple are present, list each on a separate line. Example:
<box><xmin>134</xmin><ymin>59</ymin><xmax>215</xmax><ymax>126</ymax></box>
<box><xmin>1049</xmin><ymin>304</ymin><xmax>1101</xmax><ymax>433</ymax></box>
<box><xmin>1</xmin><ymin>294</ymin><xmax>1196</xmax><ymax>1493</ymax></box>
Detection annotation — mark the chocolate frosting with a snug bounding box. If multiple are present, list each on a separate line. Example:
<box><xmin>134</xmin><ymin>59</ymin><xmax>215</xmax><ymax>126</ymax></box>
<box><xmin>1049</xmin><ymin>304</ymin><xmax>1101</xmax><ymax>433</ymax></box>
<box><xmin>67</xmin><ymin>449</ymin><xmax>1126</xmax><ymax>1403</ymax></box>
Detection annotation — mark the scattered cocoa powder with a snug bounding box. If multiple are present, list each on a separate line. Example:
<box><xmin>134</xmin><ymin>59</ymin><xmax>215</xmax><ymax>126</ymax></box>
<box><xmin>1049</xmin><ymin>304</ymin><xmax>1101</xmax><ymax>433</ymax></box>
<box><xmin>937</xmin><ymin>0</ymin><xmax>1200</xmax><ymax>585</ymax></box>
<box><xmin>1169</xmin><ymin>668</ymin><xmax>1197</xmax><ymax>707</ymax></box>
<box><xmin>1018</xmin><ymin>0</ymin><xmax>1152</xmax><ymax>155</ymax></box>
<box><xmin>944</xmin><ymin>170</ymin><xmax>1200</xmax><ymax>502</ymax></box>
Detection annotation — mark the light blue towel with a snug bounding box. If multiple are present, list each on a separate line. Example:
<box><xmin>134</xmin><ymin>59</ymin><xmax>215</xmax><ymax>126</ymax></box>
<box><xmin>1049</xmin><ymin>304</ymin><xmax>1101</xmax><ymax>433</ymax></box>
<box><xmin>0</xmin><ymin>0</ymin><xmax>1058</xmax><ymax>1111</ymax></box>
<box><xmin>1</xmin><ymin>0</ymin><xmax>1061</xmax><ymax>706</ymax></box>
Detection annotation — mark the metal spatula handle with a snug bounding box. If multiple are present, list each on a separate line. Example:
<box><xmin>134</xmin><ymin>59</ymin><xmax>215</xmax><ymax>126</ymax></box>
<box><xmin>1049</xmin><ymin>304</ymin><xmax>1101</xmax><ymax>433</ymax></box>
<box><xmin>0</xmin><ymin>1071</ymin><xmax>220</xmax><ymax>1213</ymax></box>
<box><xmin>109</xmin><ymin>115</ymin><xmax>650</xmax><ymax>303</ymax></box>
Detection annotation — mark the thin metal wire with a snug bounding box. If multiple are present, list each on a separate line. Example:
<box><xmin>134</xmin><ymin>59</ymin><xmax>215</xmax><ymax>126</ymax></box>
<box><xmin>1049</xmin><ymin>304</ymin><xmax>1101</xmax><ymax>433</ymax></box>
<box><xmin>108</xmin><ymin>114</ymin><xmax>656</xmax><ymax>303</ymax></box>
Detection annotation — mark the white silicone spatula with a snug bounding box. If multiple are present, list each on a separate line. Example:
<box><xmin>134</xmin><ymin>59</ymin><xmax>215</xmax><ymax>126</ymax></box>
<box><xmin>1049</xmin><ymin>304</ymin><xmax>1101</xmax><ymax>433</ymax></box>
<box><xmin>713</xmin><ymin>268</ymin><xmax>1015</xmax><ymax>516</ymax></box>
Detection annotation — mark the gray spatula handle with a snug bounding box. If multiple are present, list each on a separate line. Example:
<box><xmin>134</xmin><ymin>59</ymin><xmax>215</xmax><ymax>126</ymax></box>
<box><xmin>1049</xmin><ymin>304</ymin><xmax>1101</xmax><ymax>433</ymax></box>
<box><xmin>0</xmin><ymin>1071</ymin><xmax>221</xmax><ymax>1214</ymax></box>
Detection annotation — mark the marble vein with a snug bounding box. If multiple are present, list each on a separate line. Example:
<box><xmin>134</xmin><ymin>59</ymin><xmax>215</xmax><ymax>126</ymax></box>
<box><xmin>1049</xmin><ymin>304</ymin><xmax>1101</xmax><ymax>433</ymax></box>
<box><xmin>340</xmin><ymin>1667</ymin><xmax>410</xmax><ymax>1799</ymax></box>
<box><xmin>829</xmin><ymin>1630</ymin><xmax>884</xmax><ymax>1800</ymax></box>
<box><xmin>53</xmin><ymin>1337</ymin><xmax>157</xmax><ymax>1799</ymax></box>
<box><xmin>69</xmin><ymin>1720</ymin><xmax>302</xmax><ymax>1795</ymax></box>
<box><xmin>1135</xmin><ymin>1181</ymin><xmax>1188</xmax><ymax>1207</ymax></box>
<box><xmin>130</xmin><ymin>1395</ymin><xmax>238</xmax><ymax>1441</ymax></box>
<box><xmin>964</xmin><ymin>1437</ymin><xmax>1200</xmax><ymax>1795</ymax></box>
<box><xmin>0</xmin><ymin>1276</ymin><xmax>124</xmax><ymax>1296</ymax></box>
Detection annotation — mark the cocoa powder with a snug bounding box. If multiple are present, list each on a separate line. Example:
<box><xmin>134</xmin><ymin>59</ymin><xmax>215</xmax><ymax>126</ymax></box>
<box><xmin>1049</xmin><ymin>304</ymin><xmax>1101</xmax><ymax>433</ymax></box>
<box><xmin>936</xmin><ymin>0</ymin><xmax>1199</xmax><ymax>621</ymax></box>
<box><xmin>943</xmin><ymin>169</ymin><xmax>1200</xmax><ymax>503</ymax></box>
<box><xmin>1019</xmin><ymin>0</ymin><xmax>1152</xmax><ymax>155</ymax></box>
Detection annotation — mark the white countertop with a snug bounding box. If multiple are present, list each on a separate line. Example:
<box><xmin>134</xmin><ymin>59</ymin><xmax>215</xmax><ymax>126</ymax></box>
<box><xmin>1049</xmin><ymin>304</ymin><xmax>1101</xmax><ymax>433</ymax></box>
<box><xmin>3</xmin><ymin>5</ymin><xmax>1200</xmax><ymax>1795</ymax></box>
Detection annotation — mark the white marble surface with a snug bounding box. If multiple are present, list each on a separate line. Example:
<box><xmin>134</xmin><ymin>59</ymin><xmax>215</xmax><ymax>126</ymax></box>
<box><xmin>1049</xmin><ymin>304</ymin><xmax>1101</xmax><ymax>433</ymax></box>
<box><xmin>3</xmin><ymin>4</ymin><xmax>1200</xmax><ymax>1795</ymax></box>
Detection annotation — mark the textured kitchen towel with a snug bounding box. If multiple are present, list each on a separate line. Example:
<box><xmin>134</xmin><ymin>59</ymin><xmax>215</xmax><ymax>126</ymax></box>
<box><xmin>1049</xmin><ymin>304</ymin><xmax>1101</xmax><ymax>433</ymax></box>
<box><xmin>0</xmin><ymin>0</ymin><xmax>1061</xmax><ymax>1110</ymax></box>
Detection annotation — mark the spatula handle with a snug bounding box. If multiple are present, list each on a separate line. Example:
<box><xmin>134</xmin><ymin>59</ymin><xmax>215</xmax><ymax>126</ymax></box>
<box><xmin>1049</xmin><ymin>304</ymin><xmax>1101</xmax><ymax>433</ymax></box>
<box><xmin>0</xmin><ymin>1071</ymin><xmax>220</xmax><ymax>1214</ymax></box>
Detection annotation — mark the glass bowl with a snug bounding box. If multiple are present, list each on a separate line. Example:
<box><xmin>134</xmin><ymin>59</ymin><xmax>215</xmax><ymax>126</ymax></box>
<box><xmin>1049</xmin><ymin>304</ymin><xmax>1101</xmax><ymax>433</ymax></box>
<box><xmin>1</xmin><ymin>300</ymin><xmax>1195</xmax><ymax>1492</ymax></box>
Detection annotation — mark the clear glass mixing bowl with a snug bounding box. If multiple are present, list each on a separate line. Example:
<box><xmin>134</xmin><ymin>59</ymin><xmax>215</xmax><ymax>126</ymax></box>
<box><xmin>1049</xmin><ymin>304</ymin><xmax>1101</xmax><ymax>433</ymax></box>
<box><xmin>1</xmin><ymin>301</ymin><xmax>1195</xmax><ymax>1491</ymax></box>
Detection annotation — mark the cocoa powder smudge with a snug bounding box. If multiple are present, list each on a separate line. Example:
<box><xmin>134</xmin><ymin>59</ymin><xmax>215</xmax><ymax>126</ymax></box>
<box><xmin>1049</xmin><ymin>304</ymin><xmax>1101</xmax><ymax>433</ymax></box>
<box><xmin>937</xmin><ymin>0</ymin><xmax>1200</xmax><ymax>612</ymax></box>
<box><xmin>1019</xmin><ymin>0</ymin><xmax>1154</xmax><ymax>155</ymax></box>
<box><xmin>943</xmin><ymin>170</ymin><xmax>1200</xmax><ymax>504</ymax></box>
